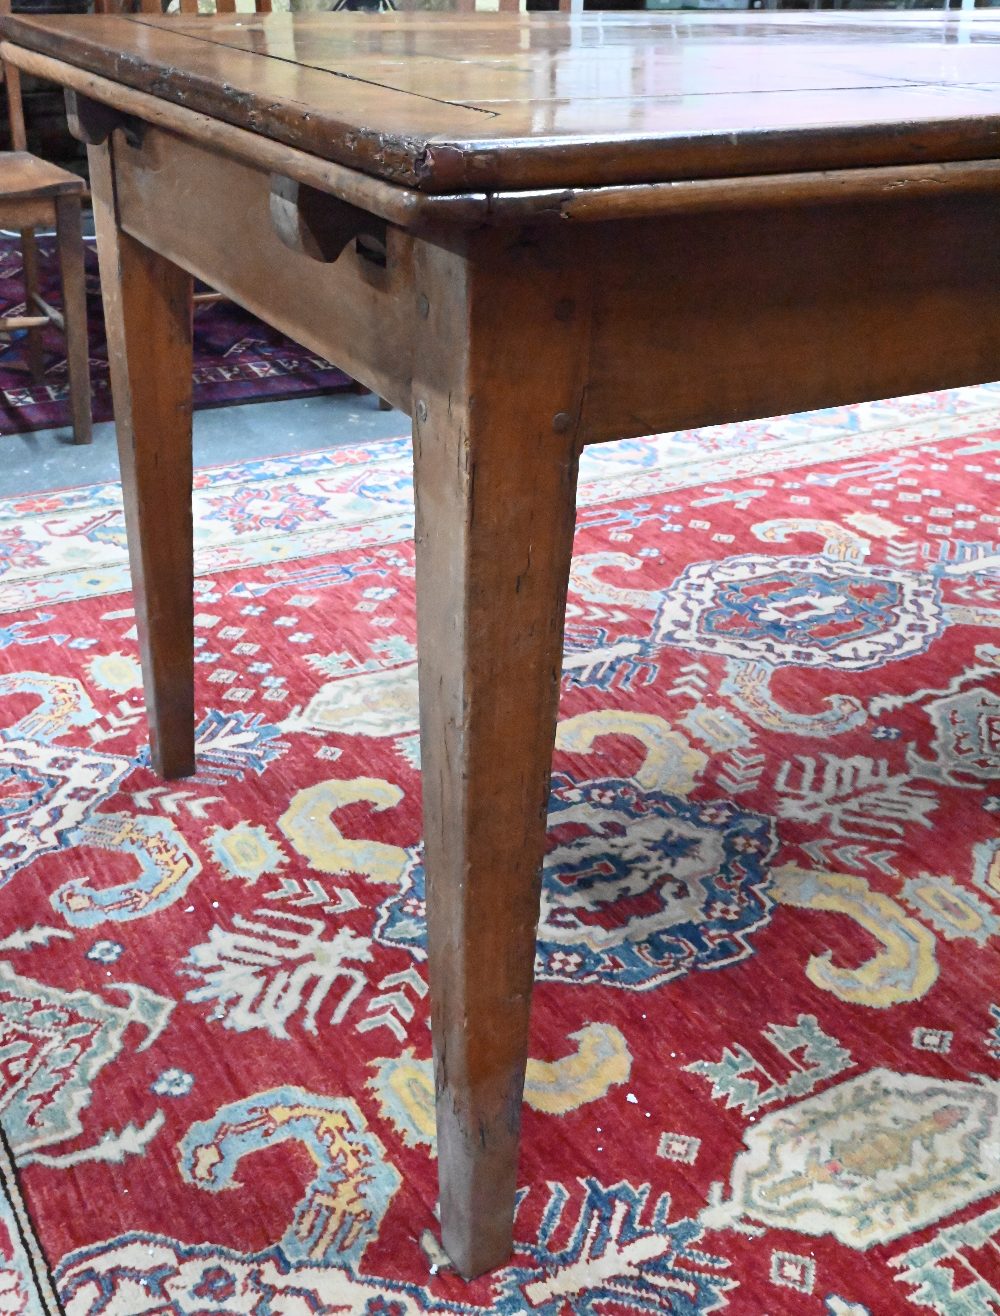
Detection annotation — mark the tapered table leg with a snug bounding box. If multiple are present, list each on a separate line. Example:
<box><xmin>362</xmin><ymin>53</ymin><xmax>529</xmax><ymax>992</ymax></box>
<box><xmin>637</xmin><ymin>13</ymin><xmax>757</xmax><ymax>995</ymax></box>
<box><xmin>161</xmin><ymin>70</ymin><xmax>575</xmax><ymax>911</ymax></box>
<box><xmin>88</xmin><ymin>140</ymin><xmax>195</xmax><ymax>779</ymax></box>
<box><xmin>19</xmin><ymin>227</ymin><xmax>45</xmax><ymax>385</ymax></box>
<box><xmin>412</xmin><ymin>232</ymin><xmax>591</xmax><ymax>1279</ymax></box>
<box><xmin>54</xmin><ymin>193</ymin><xmax>92</xmax><ymax>446</ymax></box>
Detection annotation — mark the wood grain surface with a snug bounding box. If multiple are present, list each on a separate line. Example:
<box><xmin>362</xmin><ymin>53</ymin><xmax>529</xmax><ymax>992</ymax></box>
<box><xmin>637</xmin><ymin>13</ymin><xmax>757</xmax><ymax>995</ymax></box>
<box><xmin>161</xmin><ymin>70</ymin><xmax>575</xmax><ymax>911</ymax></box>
<box><xmin>6</xmin><ymin>11</ymin><xmax>1000</xmax><ymax>191</ymax></box>
<box><xmin>89</xmin><ymin>140</ymin><xmax>196</xmax><ymax>778</ymax></box>
<box><xmin>0</xmin><ymin>151</ymin><xmax>84</xmax><ymax>198</ymax></box>
<box><xmin>411</xmin><ymin>227</ymin><xmax>591</xmax><ymax>1276</ymax></box>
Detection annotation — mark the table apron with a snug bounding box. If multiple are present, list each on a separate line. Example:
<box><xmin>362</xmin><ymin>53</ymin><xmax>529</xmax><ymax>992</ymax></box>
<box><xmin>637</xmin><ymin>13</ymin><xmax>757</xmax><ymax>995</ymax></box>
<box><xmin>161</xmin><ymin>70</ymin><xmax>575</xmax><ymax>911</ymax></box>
<box><xmin>107</xmin><ymin>119</ymin><xmax>1000</xmax><ymax>446</ymax></box>
<box><xmin>110</xmin><ymin>124</ymin><xmax>416</xmax><ymax>412</ymax></box>
<box><xmin>579</xmin><ymin>195</ymin><xmax>1000</xmax><ymax>443</ymax></box>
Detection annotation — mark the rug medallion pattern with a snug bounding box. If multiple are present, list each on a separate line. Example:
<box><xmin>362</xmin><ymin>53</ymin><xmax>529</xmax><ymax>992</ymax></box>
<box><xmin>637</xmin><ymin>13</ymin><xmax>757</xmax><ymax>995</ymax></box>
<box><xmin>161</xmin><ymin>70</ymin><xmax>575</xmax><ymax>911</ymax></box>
<box><xmin>0</xmin><ymin>385</ymin><xmax>999</xmax><ymax>1312</ymax></box>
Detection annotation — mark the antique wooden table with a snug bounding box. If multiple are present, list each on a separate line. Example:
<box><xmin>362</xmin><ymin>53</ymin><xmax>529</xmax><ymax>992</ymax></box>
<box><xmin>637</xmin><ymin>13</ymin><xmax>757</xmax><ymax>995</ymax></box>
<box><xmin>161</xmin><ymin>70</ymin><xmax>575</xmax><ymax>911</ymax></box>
<box><xmin>4</xmin><ymin>6</ymin><xmax>1000</xmax><ymax>1278</ymax></box>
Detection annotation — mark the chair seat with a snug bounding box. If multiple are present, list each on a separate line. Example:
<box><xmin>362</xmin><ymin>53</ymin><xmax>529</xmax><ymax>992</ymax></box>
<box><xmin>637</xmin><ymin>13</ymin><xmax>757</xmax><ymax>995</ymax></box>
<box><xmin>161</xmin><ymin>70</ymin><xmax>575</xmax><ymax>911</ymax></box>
<box><xmin>0</xmin><ymin>150</ymin><xmax>84</xmax><ymax>200</ymax></box>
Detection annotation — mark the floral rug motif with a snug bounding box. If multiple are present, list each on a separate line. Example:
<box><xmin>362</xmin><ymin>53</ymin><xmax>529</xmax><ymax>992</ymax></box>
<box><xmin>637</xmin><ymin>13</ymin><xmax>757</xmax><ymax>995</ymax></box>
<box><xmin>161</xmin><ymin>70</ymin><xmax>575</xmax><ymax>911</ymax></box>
<box><xmin>0</xmin><ymin>234</ymin><xmax>352</xmax><ymax>435</ymax></box>
<box><xmin>0</xmin><ymin>385</ymin><xmax>998</xmax><ymax>1314</ymax></box>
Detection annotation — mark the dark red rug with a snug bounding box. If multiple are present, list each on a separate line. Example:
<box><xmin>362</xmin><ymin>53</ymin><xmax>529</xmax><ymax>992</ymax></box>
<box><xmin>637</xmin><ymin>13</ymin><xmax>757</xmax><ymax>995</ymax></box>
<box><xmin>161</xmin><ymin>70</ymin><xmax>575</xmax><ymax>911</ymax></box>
<box><xmin>0</xmin><ymin>232</ymin><xmax>353</xmax><ymax>435</ymax></box>
<box><xmin>0</xmin><ymin>384</ymin><xmax>999</xmax><ymax>1314</ymax></box>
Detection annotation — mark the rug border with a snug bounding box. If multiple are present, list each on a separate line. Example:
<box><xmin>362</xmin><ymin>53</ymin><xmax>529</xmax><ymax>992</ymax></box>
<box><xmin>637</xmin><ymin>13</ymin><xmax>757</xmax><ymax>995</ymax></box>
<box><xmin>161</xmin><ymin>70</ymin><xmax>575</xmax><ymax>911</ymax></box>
<box><xmin>0</xmin><ymin>1123</ymin><xmax>66</xmax><ymax>1316</ymax></box>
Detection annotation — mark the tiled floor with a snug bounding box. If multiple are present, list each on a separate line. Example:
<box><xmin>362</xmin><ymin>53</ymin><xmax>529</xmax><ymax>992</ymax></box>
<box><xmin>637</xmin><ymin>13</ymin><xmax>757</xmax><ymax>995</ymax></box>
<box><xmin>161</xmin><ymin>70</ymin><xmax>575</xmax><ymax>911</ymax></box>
<box><xmin>0</xmin><ymin>390</ymin><xmax>406</xmax><ymax>497</ymax></box>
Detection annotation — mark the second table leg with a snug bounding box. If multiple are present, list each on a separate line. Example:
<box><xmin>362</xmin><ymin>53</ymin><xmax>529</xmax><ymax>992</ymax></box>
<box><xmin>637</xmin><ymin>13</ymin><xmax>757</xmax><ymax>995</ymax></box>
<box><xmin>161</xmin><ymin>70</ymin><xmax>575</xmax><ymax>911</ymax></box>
<box><xmin>54</xmin><ymin>193</ymin><xmax>93</xmax><ymax>447</ymax></box>
<box><xmin>412</xmin><ymin>233</ymin><xmax>591</xmax><ymax>1278</ymax></box>
<box><xmin>89</xmin><ymin>140</ymin><xmax>195</xmax><ymax>779</ymax></box>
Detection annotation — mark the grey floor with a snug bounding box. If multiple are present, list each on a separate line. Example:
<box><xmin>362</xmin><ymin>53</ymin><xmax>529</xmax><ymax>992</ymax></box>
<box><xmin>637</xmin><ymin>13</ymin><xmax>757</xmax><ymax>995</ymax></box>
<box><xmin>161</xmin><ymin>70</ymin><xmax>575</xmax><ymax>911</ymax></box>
<box><xmin>0</xmin><ymin>390</ymin><xmax>407</xmax><ymax>498</ymax></box>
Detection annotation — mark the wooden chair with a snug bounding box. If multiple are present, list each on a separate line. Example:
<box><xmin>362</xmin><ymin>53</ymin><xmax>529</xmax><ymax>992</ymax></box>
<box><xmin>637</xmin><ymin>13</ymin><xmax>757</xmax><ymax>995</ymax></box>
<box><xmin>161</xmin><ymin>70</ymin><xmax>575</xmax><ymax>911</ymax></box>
<box><xmin>93</xmin><ymin>0</ymin><xmax>271</xmax><ymax>26</ymax></box>
<box><xmin>0</xmin><ymin>8</ymin><xmax>91</xmax><ymax>445</ymax></box>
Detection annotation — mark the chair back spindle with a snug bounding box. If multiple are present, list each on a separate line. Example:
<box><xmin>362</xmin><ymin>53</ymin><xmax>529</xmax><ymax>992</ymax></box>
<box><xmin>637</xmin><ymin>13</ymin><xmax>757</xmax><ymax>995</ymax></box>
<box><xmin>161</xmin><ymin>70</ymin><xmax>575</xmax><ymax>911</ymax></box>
<box><xmin>94</xmin><ymin>0</ymin><xmax>272</xmax><ymax>15</ymax></box>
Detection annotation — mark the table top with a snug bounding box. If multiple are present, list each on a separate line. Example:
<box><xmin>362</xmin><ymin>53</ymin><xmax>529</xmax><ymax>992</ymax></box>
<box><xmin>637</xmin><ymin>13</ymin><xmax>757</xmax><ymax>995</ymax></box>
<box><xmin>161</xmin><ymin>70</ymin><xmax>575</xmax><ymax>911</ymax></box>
<box><xmin>6</xmin><ymin>10</ymin><xmax>1000</xmax><ymax>193</ymax></box>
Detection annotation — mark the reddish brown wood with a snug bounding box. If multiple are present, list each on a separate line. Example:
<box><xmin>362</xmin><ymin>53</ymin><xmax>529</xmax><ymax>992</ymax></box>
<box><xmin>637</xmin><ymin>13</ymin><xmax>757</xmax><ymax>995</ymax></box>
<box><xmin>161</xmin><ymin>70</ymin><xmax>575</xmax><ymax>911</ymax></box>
<box><xmin>109</xmin><ymin>124</ymin><xmax>414</xmax><ymax>411</ymax></box>
<box><xmin>89</xmin><ymin>138</ymin><xmax>195</xmax><ymax>778</ymax></box>
<box><xmin>21</xmin><ymin>45</ymin><xmax>1000</xmax><ymax>232</ymax></box>
<box><xmin>576</xmin><ymin>194</ymin><xmax>1000</xmax><ymax>444</ymax></box>
<box><xmin>9</xmin><ymin>54</ymin><xmax>426</xmax><ymax>228</ymax></box>
<box><xmin>24</xmin><ymin>48</ymin><xmax>1000</xmax><ymax>234</ymax></box>
<box><xmin>17</xmin><ymin>225</ymin><xmax>44</xmax><ymax>384</ymax></box>
<box><xmin>269</xmin><ymin>174</ymin><xmax>387</xmax><ymax>265</ymax></box>
<box><xmin>412</xmin><ymin>228</ymin><xmax>592</xmax><ymax>1278</ymax></box>
<box><xmin>81</xmin><ymin>0</ymin><xmax>323</xmax><ymax>359</ymax></box>
<box><xmin>54</xmin><ymin>191</ymin><xmax>92</xmax><ymax>446</ymax></box>
<box><xmin>7</xmin><ymin>11</ymin><xmax>1000</xmax><ymax>192</ymax></box>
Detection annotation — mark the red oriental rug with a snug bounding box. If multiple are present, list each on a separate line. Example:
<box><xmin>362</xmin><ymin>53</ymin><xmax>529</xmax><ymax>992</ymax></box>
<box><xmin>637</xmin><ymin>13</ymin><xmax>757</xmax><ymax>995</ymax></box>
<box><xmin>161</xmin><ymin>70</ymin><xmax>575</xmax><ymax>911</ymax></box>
<box><xmin>0</xmin><ymin>233</ymin><xmax>352</xmax><ymax>435</ymax></box>
<box><xmin>0</xmin><ymin>384</ymin><xmax>999</xmax><ymax>1315</ymax></box>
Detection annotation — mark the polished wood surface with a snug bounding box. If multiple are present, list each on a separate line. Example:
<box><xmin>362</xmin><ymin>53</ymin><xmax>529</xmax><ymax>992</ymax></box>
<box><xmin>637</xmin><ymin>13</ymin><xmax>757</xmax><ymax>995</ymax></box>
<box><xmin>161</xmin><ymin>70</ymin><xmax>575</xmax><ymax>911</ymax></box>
<box><xmin>18</xmin><ymin>40</ymin><xmax>1000</xmax><ymax>234</ymax></box>
<box><xmin>8</xmin><ymin>7</ymin><xmax>1000</xmax><ymax>1282</ymax></box>
<box><xmin>7</xmin><ymin>11</ymin><xmax>1000</xmax><ymax>190</ymax></box>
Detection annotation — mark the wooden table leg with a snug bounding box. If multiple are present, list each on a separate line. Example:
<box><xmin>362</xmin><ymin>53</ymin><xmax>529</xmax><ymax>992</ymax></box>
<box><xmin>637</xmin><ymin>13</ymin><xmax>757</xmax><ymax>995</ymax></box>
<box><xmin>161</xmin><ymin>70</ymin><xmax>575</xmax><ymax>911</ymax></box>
<box><xmin>54</xmin><ymin>193</ymin><xmax>92</xmax><ymax>447</ymax></box>
<box><xmin>412</xmin><ymin>233</ymin><xmax>591</xmax><ymax>1278</ymax></box>
<box><xmin>88</xmin><ymin>140</ymin><xmax>196</xmax><ymax>779</ymax></box>
<box><xmin>19</xmin><ymin>227</ymin><xmax>45</xmax><ymax>385</ymax></box>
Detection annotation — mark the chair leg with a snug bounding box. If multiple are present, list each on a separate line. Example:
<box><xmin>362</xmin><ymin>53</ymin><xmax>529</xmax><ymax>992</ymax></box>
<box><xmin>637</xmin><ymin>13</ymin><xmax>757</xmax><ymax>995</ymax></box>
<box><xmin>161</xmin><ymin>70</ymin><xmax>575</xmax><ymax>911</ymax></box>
<box><xmin>55</xmin><ymin>194</ymin><xmax>93</xmax><ymax>446</ymax></box>
<box><xmin>19</xmin><ymin>227</ymin><xmax>45</xmax><ymax>386</ymax></box>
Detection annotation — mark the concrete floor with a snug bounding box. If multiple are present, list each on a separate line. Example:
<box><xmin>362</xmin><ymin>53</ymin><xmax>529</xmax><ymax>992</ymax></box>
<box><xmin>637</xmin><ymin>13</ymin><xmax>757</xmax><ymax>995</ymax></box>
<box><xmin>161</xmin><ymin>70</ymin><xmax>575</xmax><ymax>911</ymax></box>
<box><xmin>0</xmin><ymin>390</ymin><xmax>408</xmax><ymax>497</ymax></box>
